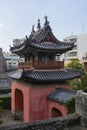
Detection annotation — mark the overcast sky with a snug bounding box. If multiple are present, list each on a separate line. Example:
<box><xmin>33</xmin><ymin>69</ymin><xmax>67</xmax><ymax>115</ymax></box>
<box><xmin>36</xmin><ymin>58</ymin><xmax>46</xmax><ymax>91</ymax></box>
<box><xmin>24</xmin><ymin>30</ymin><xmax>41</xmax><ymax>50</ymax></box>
<box><xmin>0</xmin><ymin>0</ymin><xmax>87</xmax><ymax>52</ymax></box>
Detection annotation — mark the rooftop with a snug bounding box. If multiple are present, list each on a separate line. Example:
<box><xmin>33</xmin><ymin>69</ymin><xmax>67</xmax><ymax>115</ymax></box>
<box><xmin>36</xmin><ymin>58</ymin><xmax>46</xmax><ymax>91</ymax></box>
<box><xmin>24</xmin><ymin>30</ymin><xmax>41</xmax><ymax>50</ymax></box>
<box><xmin>10</xmin><ymin>17</ymin><xmax>75</xmax><ymax>55</ymax></box>
<box><xmin>48</xmin><ymin>87</ymin><xmax>76</xmax><ymax>103</ymax></box>
<box><xmin>8</xmin><ymin>69</ymin><xmax>82</xmax><ymax>83</ymax></box>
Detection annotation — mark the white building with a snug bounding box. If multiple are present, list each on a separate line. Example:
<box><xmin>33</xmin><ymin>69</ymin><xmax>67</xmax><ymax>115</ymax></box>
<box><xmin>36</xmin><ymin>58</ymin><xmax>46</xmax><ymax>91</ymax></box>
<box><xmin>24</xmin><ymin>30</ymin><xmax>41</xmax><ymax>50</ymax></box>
<box><xmin>62</xmin><ymin>33</ymin><xmax>87</xmax><ymax>62</ymax></box>
<box><xmin>3</xmin><ymin>38</ymin><xmax>25</xmax><ymax>70</ymax></box>
<box><xmin>3</xmin><ymin>52</ymin><xmax>24</xmax><ymax>69</ymax></box>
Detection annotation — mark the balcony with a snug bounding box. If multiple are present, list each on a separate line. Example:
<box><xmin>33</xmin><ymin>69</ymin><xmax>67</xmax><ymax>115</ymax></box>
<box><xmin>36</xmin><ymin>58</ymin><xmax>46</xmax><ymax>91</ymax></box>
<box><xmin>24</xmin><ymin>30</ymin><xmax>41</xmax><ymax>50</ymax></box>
<box><xmin>18</xmin><ymin>61</ymin><xmax>32</xmax><ymax>70</ymax></box>
<box><xmin>82</xmin><ymin>57</ymin><xmax>87</xmax><ymax>62</ymax></box>
<box><xmin>18</xmin><ymin>60</ymin><xmax>64</xmax><ymax>70</ymax></box>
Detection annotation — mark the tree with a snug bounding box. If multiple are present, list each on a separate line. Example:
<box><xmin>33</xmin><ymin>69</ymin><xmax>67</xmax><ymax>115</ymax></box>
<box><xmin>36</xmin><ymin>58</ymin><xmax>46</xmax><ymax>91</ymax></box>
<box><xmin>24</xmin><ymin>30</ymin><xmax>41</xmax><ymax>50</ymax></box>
<box><xmin>66</xmin><ymin>59</ymin><xmax>87</xmax><ymax>92</ymax></box>
<box><xmin>65</xmin><ymin>59</ymin><xmax>83</xmax><ymax>70</ymax></box>
<box><xmin>69</xmin><ymin>73</ymin><xmax>87</xmax><ymax>92</ymax></box>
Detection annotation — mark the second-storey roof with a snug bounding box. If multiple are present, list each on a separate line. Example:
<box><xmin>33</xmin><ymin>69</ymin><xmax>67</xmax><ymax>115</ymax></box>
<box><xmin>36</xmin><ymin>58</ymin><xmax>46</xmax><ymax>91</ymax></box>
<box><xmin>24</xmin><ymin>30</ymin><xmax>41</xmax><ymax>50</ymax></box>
<box><xmin>10</xmin><ymin>18</ymin><xmax>76</xmax><ymax>55</ymax></box>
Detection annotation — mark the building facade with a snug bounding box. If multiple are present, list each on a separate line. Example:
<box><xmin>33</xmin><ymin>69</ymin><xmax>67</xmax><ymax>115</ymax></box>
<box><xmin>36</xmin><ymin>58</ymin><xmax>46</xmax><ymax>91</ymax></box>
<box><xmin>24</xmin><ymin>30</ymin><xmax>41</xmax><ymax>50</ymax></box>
<box><xmin>3</xmin><ymin>52</ymin><xmax>24</xmax><ymax>69</ymax></box>
<box><xmin>8</xmin><ymin>17</ymin><xmax>82</xmax><ymax>122</ymax></box>
<box><xmin>0</xmin><ymin>48</ymin><xmax>11</xmax><ymax>92</ymax></box>
<box><xmin>0</xmin><ymin>48</ymin><xmax>6</xmax><ymax>72</ymax></box>
<box><xmin>63</xmin><ymin>34</ymin><xmax>87</xmax><ymax>61</ymax></box>
<box><xmin>62</xmin><ymin>33</ymin><xmax>87</xmax><ymax>70</ymax></box>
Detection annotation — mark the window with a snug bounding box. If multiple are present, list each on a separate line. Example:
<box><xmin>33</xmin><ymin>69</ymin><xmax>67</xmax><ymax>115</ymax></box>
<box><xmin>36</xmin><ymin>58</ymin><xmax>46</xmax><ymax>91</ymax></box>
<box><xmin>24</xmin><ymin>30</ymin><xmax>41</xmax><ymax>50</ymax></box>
<box><xmin>0</xmin><ymin>78</ymin><xmax>8</xmax><ymax>83</ymax></box>
<box><xmin>67</xmin><ymin>52</ymin><xmax>77</xmax><ymax>57</ymax></box>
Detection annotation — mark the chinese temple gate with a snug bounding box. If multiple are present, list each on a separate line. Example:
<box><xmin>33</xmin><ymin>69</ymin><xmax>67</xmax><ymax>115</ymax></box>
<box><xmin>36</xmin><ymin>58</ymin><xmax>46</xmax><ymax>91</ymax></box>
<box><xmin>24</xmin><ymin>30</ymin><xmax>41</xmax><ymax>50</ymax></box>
<box><xmin>8</xmin><ymin>17</ymin><xmax>82</xmax><ymax>122</ymax></box>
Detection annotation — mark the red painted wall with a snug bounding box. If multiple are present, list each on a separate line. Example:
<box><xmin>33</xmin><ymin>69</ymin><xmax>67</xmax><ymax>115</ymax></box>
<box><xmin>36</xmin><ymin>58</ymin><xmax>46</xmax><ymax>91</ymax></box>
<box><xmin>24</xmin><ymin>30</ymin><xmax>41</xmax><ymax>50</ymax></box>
<box><xmin>11</xmin><ymin>81</ymin><xmax>70</xmax><ymax>122</ymax></box>
<box><xmin>29</xmin><ymin>84</ymin><xmax>56</xmax><ymax>121</ymax></box>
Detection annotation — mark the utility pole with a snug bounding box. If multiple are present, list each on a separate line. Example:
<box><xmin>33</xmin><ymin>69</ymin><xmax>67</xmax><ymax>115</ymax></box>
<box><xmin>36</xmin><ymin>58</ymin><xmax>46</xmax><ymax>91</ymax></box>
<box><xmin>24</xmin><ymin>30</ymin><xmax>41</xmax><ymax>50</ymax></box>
<box><xmin>83</xmin><ymin>23</ymin><xmax>84</xmax><ymax>33</ymax></box>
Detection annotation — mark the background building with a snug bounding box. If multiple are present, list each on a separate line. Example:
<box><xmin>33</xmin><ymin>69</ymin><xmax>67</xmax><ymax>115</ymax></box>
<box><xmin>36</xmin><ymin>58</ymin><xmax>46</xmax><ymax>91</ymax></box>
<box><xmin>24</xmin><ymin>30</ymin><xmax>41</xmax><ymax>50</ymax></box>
<box><xmin>0</xmin><ymin>48</ymin><xmax>6</xmax><ymax>72</ymax></box>
<box><xmin>0</xmin><ymin>48</ymin><xmax>11</xmax><ymax>92</ymax></box>
<box><xmin>3</xmin><ymin>52</ymin><xmax>24</xmax><ymax>70</ymax></box>
<box><xmin>3</xmin><ymin>38</ymin><xmax>25</xmax><ymax>70</ymax></box>
<box><xmin>62</xmin><ymin>33</ymin><xmax>87</xmax><ymax>61</ymax></box>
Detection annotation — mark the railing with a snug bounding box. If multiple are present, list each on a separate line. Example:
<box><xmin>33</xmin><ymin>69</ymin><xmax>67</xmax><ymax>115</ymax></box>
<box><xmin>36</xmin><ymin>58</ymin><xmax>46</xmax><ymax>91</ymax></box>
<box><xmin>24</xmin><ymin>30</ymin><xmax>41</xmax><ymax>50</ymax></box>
<box><xmin>18</xmin><ymin>60</ymin><xmax>64</xmax><ymax>70</ymax></box>
<box><xmin>18</xmin><ymin>61</ymin><xmax>32</xmax><ymax>69</ymax></box>
<box><xmin>34</xmin><ymin>61</ymin><xmax>64</xmax><ymax>69</ymax></box>
<box><xmin>82</xmin><ymin>57</ymin><xmax>87</xmax><ymax>61</ymax></box>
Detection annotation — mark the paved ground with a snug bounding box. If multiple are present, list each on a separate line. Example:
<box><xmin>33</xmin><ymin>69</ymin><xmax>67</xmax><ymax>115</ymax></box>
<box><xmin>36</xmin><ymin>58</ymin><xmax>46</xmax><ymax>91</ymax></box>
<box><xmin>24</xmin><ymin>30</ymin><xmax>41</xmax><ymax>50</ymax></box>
<box><xmin>0</xmin><ymin>110</ymin><xmax>23</xmax><ymax>127</ymax></box>
<box><xmin>68</xmin><ymin>126</ymin><xmax>87</xmax><ymax>130</ymax></box>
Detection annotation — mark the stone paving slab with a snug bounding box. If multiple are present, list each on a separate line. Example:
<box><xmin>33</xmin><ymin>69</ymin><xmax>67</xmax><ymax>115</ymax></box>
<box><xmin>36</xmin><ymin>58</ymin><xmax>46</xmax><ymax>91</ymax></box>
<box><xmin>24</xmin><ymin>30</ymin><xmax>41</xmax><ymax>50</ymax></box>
<box><xmin>0</xmin><ymin>110</ymin><xmax>23</xmax><ymax>127</ymax></box>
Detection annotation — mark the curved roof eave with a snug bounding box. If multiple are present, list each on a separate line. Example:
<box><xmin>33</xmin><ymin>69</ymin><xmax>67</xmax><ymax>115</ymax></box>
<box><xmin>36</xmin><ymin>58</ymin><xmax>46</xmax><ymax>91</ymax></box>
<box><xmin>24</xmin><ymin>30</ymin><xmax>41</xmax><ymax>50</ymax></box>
<box><xmin>7</xmin><ymin>69</ymin><xmax>82</xmax><ymax>83</ymax></box>
<box><xmin>10</xmin><ymin>40</ymin><xmax>75</xmax><ymax>55</ymax></box>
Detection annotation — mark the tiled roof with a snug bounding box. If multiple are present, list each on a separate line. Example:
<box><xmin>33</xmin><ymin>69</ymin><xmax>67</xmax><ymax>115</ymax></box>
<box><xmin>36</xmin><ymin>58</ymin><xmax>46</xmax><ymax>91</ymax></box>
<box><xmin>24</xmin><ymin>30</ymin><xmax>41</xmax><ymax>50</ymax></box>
<box><xmin>11</xmin><ymin>40</ymin><xmax>74</xmax><ymax>54</ymax></box>
<box><xmin>7</xmin><ymin>69</ymin><xmax>23</xmax><ymax>79</ymax></box>
<box><xmin>28</xmin><ymin>41</ymin><xmax>74</xmax><ymax>52</ymax></box>
<box><xmin>10</xmin><ymin>22</ymin><xmax>76</xmax><ymax>55</ymax></box>
<box><xmin>29</xmin><ymin>25</ymin><xmax>59</xmax><ymax>43</ymax></box>
<box><xmin>48</xmin><ymin>87</ymin><xmax>76</xmax><ymax>103</ymax></box>
<box><xmin>8</xmin><ymin>69</ymin><xmax>82</xmax><ymax>83</ymax></box>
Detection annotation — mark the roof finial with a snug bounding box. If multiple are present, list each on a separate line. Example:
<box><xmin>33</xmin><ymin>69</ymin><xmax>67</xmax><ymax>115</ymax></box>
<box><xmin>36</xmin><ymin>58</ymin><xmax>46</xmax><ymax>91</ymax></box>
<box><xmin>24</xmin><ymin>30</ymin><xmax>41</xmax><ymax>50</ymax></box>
<box><xmin>32</xmin><ymin>24</ymin><xmax>35</xmax><ymax>33</ymax></box>
<box><xmin>37</xmin><ymin>19</ymin><xmax>41</xmax><ymax>30</ymax></box>
<box><xmin>44</xmin><ymin>16</ymin><xmax>49</xmax><ymax>26</ymax></box>
<box><xmin>25</xmin><ymin>35</ymin><xmax>28</xmax><ymax>39</ymax></box>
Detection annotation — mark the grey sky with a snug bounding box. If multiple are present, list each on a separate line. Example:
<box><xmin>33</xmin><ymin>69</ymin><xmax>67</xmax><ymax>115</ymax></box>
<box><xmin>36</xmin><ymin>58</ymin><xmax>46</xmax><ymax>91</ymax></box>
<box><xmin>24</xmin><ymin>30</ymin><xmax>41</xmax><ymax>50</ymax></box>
<box><xmin>0</xmin><ymin>0</ymin><xmax>87</xmax><ymax>52</ymax></box>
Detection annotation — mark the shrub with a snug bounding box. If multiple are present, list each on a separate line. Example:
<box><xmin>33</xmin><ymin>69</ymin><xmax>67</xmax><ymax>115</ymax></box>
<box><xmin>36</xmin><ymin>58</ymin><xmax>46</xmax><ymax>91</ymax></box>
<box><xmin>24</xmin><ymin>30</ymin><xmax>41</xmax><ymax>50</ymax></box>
<box><xmin>0</xmin><ymin>120</ymin><xmax>3</xmax><ymax>124</ymax></box>
<box><xmin>65</xmin><ymin>98</ymin><xmax>75</xmax><ymax>114</ymax></box>
<box><xmin>0</xmin><ymin>96</ymin><xmax>11</xmax><ymax>110</ymax></box>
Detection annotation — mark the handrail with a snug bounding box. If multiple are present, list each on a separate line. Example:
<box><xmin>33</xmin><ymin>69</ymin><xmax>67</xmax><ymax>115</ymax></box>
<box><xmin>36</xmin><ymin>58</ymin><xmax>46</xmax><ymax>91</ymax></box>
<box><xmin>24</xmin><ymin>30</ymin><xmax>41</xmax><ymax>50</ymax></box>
<box><xmin>18</xmin><ymin>60</ymin><xmax>64</xmax><ymax>70</ymax></box>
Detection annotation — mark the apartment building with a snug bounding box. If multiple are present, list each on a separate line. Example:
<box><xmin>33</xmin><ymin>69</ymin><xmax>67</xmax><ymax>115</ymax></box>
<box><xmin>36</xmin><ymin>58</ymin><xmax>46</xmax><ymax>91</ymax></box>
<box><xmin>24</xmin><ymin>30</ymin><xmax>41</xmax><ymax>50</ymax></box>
<box><xmin>62</xmin><ymin>33</ymin><xmax>87</xmax><ymax>70</ymax></box>
<box><xmin>3</xmin><ymin>52</ymin><xmax>24</xmax><ymax>69</ymax></box>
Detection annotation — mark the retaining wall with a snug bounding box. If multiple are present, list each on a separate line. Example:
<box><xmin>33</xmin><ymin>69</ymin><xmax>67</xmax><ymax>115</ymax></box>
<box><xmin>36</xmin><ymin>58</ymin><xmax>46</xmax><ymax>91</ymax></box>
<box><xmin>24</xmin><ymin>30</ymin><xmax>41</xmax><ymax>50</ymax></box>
<box><xmin>0</xmin><ymin>114</ymin><xmax>81</xmax><ymax>130</ymax></box>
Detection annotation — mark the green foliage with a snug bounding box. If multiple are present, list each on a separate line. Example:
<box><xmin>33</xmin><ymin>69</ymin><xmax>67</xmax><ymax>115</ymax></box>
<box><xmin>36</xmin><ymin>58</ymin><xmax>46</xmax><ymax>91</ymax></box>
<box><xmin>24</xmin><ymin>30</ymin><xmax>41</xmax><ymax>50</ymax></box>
<box><xmin>0</xmin><ymin>100</ymin><xmax>4</xmax><ymax>112</ymax></box>
<box><xmin>65</xmin><ymin>98</ymin><xmax>75</xmax><ymax>114</ymax></box>
<box><xmin>66</xmin><ymin>59</ymin><xmax>87</xmax><ymax>92</ymax></box>
<box><xmin>0</xmin><ymin>96</ymin><xmax>11</xmax><ymax>110</ymax></box>
<box><xmin>69</xmin><ymin>73</ymin><xmax>87</xmax><ymax>92</ymax></box>
<box><xmin>65</xmin><ymin>59</ymin><xmax>83</xmax><ymax>70</ymax></box>
<box><xmin>0</xmin><ymin>100</ymin><xmax>2</xmax><ymax>104</ymax></box>
<box><xmin>0</xmin><ymin>99</ymin><xmax>4</xmax><ymax>125</ymax></box>
<box><xmin>0</xmin><ymin>97</ymin><xmax>11</xmax><ymax>125</ymax></box>
<box><xmin>0</xmin><ymin>120</ymin><xmax>3</xmax><ymax>124</ymax></box>
<box><xmin>0</xmin><ymin>106</ymin><xmax>4</xmax><ymax>112</ymax></box>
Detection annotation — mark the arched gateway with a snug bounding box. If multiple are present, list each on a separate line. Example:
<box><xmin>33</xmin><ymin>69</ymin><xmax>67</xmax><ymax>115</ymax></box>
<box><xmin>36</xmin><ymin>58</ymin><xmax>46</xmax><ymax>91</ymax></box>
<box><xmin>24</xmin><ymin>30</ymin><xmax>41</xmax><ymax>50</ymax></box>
<box><xmin>9</xmin><ymin>17</ymin><xmax>82</xmax><ymax>122</ymax></box>
<box><xmin>52</xmin><ymin>108</ymin><xmax>62</xmax><ymax>117</ymax></box>
<box><xmin>15</xmin><ymin>89</ymin><xmax>23</xmax><ymax>113</ymax></box>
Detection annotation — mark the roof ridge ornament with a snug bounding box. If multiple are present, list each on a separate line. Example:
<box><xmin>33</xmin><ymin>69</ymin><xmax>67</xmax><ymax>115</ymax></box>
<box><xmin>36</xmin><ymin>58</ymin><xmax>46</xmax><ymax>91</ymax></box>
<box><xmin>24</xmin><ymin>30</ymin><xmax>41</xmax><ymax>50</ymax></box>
<box><xmin>44</xmin><ymin>16</ymin><xmax>49</xmax><ymax>26</ymax></box>
<box><xmin>37</xmin><ymin>19</ymin><xmax>41</xmax><ymax>30</ymax></box>
<box><xmin>32</xmin><ymin>24</ymin><xmax>35</xmax><ymax>33</ymax></box>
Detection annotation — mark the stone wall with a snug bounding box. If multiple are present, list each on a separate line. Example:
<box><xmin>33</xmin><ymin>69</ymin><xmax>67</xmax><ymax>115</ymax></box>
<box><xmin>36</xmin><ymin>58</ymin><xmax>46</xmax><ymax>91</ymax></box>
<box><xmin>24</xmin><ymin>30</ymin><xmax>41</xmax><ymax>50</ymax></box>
<box><xmin>75</xmin><ymin>90</ymin><xmax>87</xmax><ymax>127</ymax></box>
<box><xmin>0</xmin><ymin>48</ymin><xmax>6</xmax><ymax>72</ymax></box>
<box><xmin>0</xmin><ymin>114</ymin><xmax>81</xmax><ymax>130</ymax></box>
